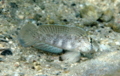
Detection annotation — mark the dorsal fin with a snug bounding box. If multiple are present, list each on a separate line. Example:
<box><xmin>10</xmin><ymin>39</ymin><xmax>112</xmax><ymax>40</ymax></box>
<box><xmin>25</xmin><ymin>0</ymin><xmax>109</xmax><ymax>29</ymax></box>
<box><xmin>38</xmin><ymin>25</ymin><xmax>87</xmax><ymax>37</ymax></box>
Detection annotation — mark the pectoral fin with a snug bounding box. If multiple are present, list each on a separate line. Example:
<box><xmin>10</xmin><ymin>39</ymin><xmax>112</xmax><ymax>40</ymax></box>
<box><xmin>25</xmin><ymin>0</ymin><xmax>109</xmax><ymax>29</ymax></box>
<box><xmin>33</xmin><ymin>42</ymin><xmax>63</xmax><ymax>53</ymax></box>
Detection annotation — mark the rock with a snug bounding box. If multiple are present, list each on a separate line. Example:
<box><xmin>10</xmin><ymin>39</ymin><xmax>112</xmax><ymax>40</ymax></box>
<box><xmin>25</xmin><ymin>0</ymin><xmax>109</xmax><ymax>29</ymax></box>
<box><xmin>99</xmin><ymin>9</ymin><xmax>114</xmax><ymax>22</ymax></box>
<box><xmin>0</xmin><ymin>57</ymin><xmax>4</xmax><ymax>62</ymax></box>
<box><xmin>69</xmin><ymin>51</ymin><xmax>120</xmax><ymax>76</ymax></box>
<box><xmin>79</xmin><ymin>4</ymin><xmax>102</xmax><ymax>26</ymax></box>
<box><xmin>10</xmin><ymin>2</ymin><xmax>18</xmax><ymax>9</ymax></box>
<box><xmin>105</xmin><ymin>23</ymin><xmax>120</xmax><ymax>33</ymax></box>
<box><xmin>1</xmin><ymin>49</ymin><xmax>13</xmax><ymax>56</ymax></box>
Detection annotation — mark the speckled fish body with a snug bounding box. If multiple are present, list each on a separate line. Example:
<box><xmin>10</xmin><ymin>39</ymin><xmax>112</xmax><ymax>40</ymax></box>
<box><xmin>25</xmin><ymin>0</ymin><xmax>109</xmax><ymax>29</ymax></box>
<box><xmin>18</xmin><ymin>23</ymin><xmax>92</xmax><ymax>54</ymax></box>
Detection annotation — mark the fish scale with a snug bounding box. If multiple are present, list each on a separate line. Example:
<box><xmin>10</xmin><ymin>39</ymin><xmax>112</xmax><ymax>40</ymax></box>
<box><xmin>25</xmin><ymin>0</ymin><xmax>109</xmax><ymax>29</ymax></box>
<box><xmin>40</xmin><ymin>34</ymin><xmax>78</xmax><ymax>50</ymax></box>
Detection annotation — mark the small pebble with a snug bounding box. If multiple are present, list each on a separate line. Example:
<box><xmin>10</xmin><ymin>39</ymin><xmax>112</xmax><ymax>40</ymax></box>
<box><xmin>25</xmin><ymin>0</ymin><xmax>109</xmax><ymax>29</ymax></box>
<box><xmin>36</xmin><ymin>23</ymin><xmax>42</xmax><ymax>26</ymax></box>
<box><xmin>33</xmin><ymin>0</ymin><xmax>36</xmax><ymax>2</ymax></box>
<box><xmin>0</xmin><ymin>57</ymin><xmax>4</xmax><ymax>62</ymax></box>
<box><xmin>63</xmin><ymin>19</ymin><xmax>68</xmax><ymax>22</ymax></box>
<box><xmin>55</xmin><ymin>71</ymin><xmax>61</xmax><ymax>75</ymax></box>
<box><xmin>71</xmin><ymin>3</ymin><xmax>76</xmax><ymax>6</ymax></box>
<box><xmin>19</xmin><ymin>73</ymin><xmax>25</xmax><ymax>76</ymax></box>
<box><xmin>33</xmin><ymin>62</ymin><xmax>41</xmax><ymax>71</ymax></box>
<box><xmin>0</xmin><ymin>39</ymin><xmax>8</xmax><ymax>42</ymax></box>
<box><xmin>1</xmin><ymin>49</ymin><xmax>13</xmax><ymax>56</ymax></box>
<box><xmin>36</xmin><ymin>75</ymin><xmax>47</xmax><ymax>76</ymax></box>
<box><xmin>10</xmin><ymin>2</ymin><xmax>18</xmax><ymax>8</ymax></box>
<box><xmin>14</xmin><ymin>62</ymin><xmax>20</xmax><ymax>67</ymax></box>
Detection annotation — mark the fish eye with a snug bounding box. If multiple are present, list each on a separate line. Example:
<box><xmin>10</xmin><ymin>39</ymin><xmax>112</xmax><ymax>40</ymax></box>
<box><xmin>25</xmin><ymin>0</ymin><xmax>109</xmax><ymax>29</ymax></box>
<box><xmin>90</xmin><ymin>37</ymin><xmax>92</xmax><ymax>43</ymax></box>
<box><xmin>88</xmin><ymin>37</ymin><xmax>92</xmax><ymax>43</ymax></box>
<box><xmin>89</xmin><ymin>37</ymin><xmax>93</xmax><ymax>50</ymax></box>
